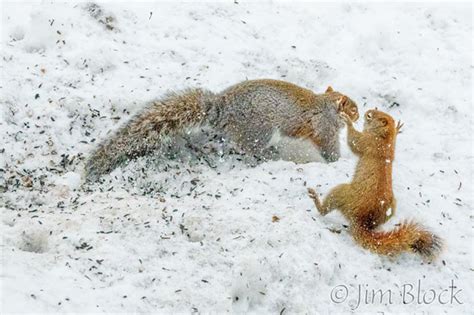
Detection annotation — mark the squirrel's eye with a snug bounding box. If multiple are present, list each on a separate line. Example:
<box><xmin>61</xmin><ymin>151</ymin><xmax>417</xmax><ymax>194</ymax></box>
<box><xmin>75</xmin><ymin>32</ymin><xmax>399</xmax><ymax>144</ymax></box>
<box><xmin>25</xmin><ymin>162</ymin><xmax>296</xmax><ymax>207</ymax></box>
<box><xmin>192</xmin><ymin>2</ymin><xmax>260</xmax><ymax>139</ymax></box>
<box><xmin>366</xmin><ymin>112</ymin><xmax>373</xmax><ymax>119</ymax></box>
<box><xmin>351</xmin><ymin>107</ymin><xmax>357</xmax><ymax>113</ymax></box>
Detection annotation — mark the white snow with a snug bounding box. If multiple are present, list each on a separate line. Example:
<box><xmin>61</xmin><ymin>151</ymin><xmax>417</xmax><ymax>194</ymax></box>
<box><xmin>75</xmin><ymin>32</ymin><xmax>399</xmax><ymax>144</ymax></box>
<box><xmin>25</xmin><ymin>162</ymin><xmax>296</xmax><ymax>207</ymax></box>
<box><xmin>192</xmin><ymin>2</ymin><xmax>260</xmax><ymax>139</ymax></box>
<box><xmin>54</xmin><ymin>171</ymin><xmax>82</xmax><ymax>190</ymax></box>
<box><xmin>1</xmin><ymin>2</ymin><xmax>472</xmax><ymax>313</ymax></box>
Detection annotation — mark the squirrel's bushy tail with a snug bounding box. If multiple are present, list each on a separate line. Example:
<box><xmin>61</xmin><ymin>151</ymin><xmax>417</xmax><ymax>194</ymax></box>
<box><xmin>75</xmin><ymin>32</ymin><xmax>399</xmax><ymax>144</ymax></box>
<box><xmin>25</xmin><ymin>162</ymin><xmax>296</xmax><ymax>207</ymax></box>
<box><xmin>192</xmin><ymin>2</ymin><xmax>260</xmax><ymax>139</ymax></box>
<box><xmin>84</xmin><ymin>88</ymin><xmax>216</xmax><ymax>181</ymax></box>
<box><xmin>352</xmin><ymin>221</ymin><xmax>443</xmax><ymax>259</ymax></box>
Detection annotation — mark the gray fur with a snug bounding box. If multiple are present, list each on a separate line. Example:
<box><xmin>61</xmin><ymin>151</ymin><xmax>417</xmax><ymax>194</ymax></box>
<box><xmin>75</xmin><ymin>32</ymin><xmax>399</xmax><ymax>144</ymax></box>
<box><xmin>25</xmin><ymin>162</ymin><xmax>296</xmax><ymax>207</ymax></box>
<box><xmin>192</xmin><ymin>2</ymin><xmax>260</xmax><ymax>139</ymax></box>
<box><xmin>85</xmin><ymin>89</ymin><xmax>215</xmax><ymax>181</ymax></box>
<box><xmin>84</xmin><ymin>80</ymin><xmax>352</xmax><ymax>180</ymax></box>
<box><xmin>213</xmin><ymin>81</ymin><xmax>343</xmax><ymax>160</ymax></box>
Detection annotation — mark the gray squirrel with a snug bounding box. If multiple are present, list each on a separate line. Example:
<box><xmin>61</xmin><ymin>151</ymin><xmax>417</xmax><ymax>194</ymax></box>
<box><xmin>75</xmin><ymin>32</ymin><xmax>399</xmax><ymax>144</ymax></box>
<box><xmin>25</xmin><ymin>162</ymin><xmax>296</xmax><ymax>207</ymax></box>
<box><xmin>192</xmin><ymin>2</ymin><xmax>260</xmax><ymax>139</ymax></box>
<box><xmin>84</xmin><ymin>79</ymin><xmax>359</xmax><ymax>181</ymax></box>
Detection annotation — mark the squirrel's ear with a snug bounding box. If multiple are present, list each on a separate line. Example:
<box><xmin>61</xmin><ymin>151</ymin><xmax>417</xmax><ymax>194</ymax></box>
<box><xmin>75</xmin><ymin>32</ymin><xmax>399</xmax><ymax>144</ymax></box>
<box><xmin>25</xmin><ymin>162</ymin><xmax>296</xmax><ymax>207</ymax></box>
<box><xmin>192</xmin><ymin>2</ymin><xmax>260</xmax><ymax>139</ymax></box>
<box><xmin>325</xmin><ymin>86</ymin><xmax>334</xmax><ymax>93</ymax></box>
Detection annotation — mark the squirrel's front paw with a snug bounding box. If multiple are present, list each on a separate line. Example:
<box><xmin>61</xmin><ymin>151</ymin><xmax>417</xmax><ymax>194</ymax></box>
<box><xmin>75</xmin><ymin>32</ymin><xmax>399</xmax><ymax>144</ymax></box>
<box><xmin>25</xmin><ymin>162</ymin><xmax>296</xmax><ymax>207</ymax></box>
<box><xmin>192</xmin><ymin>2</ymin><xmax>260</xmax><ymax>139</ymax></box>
<box><xmin>396</xmin><ymin>120</ymin><xmax>404</xmax><ymax>134</ymax></box>
<box><xmin>339</xmin><ymin>112</ymin><xmax>352</xmax><ymax>125</ymax></box>
<box><xmin>307</xmin><ymin>188</ymin><xmax>318</xmax><ymax>201</ymax></box>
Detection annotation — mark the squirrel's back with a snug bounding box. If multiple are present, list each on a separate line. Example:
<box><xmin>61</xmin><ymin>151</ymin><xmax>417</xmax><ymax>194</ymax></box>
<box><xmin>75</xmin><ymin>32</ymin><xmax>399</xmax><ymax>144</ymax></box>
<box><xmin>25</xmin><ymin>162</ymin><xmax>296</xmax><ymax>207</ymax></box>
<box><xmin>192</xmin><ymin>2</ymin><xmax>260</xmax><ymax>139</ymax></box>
<box><xmin>219</xmin><ymin>79</ymin><xmax>318</xmax><ymax>108</ymax></box>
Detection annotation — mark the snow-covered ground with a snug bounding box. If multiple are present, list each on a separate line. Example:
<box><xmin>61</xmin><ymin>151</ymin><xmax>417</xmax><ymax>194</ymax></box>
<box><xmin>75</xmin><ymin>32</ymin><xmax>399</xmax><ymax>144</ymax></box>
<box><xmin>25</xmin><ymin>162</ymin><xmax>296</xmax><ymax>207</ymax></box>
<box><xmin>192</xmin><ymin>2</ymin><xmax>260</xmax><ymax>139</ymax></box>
<box><xmin>1</xmin><ymin>1</ymin><xmax>472</xmax><ymax>313</ymax></box>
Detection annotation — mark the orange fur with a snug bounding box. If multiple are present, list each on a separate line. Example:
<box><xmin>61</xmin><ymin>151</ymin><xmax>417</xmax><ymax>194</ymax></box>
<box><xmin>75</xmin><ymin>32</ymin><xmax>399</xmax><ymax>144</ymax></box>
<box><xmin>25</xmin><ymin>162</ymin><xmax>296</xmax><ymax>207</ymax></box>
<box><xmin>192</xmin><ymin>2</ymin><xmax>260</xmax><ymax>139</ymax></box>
<box><xmin>308</xmin><ymin>109</ymin><xmax>442</xmax><ymax>259</ymax></box>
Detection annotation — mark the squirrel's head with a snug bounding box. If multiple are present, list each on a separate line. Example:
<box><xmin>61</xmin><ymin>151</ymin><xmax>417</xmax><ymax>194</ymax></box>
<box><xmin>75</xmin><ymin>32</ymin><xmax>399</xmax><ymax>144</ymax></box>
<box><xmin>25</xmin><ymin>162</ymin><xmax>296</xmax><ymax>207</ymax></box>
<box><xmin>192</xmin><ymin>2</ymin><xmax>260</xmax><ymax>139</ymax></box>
<box><xmin>363</xmin><ymin>109</ymin><xmax>396</xmax><ymax>138</ymax></box>
<box><xmin>325</xmin><ymin>86</ymin><xmax>359</xmax><ymax>122</ymax></box>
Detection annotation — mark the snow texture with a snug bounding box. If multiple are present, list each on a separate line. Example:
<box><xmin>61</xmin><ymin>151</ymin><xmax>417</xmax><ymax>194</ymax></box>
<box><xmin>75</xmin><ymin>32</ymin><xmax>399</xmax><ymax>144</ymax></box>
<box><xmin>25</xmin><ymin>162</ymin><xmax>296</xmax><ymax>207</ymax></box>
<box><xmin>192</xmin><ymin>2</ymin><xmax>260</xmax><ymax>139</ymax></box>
<box><xmin>1</xmin><ymin>1</ymin><xmax>472</xmax><ymax>313</ymax></box>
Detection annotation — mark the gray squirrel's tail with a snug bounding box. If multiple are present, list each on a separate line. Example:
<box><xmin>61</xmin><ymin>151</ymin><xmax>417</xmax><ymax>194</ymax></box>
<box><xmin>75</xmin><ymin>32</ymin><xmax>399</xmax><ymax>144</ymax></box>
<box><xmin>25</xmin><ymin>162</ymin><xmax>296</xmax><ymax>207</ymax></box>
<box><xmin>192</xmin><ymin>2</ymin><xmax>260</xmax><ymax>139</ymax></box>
<box><xmin>84</xmin><ymin>88</ymin><xmax>217</xmax><ymax>181</ymax></box>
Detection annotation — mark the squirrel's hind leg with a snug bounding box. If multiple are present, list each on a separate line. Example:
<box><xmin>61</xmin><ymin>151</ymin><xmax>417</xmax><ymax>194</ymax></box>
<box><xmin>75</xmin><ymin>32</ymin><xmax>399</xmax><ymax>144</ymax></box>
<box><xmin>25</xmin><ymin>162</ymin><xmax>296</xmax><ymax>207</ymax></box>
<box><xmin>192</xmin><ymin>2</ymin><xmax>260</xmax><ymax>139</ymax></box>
<box><xmin>308</xmin><ymin>184</ymin><xmax>348</xmax><ymax>216</ymax></box>
<box><xmin>311</xmin><ymin>134</ymin><xmax>341</xmax><ymax>163</ymax></box>
<box><xmin>225</xmin><ymin>123</ymin><xmax>275</xmax><ymax>158</ymax></box>
<box><xmin>383</xmin><ymin>198</ymin><xmax>397</xmax><ymax>223</ymax></box>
